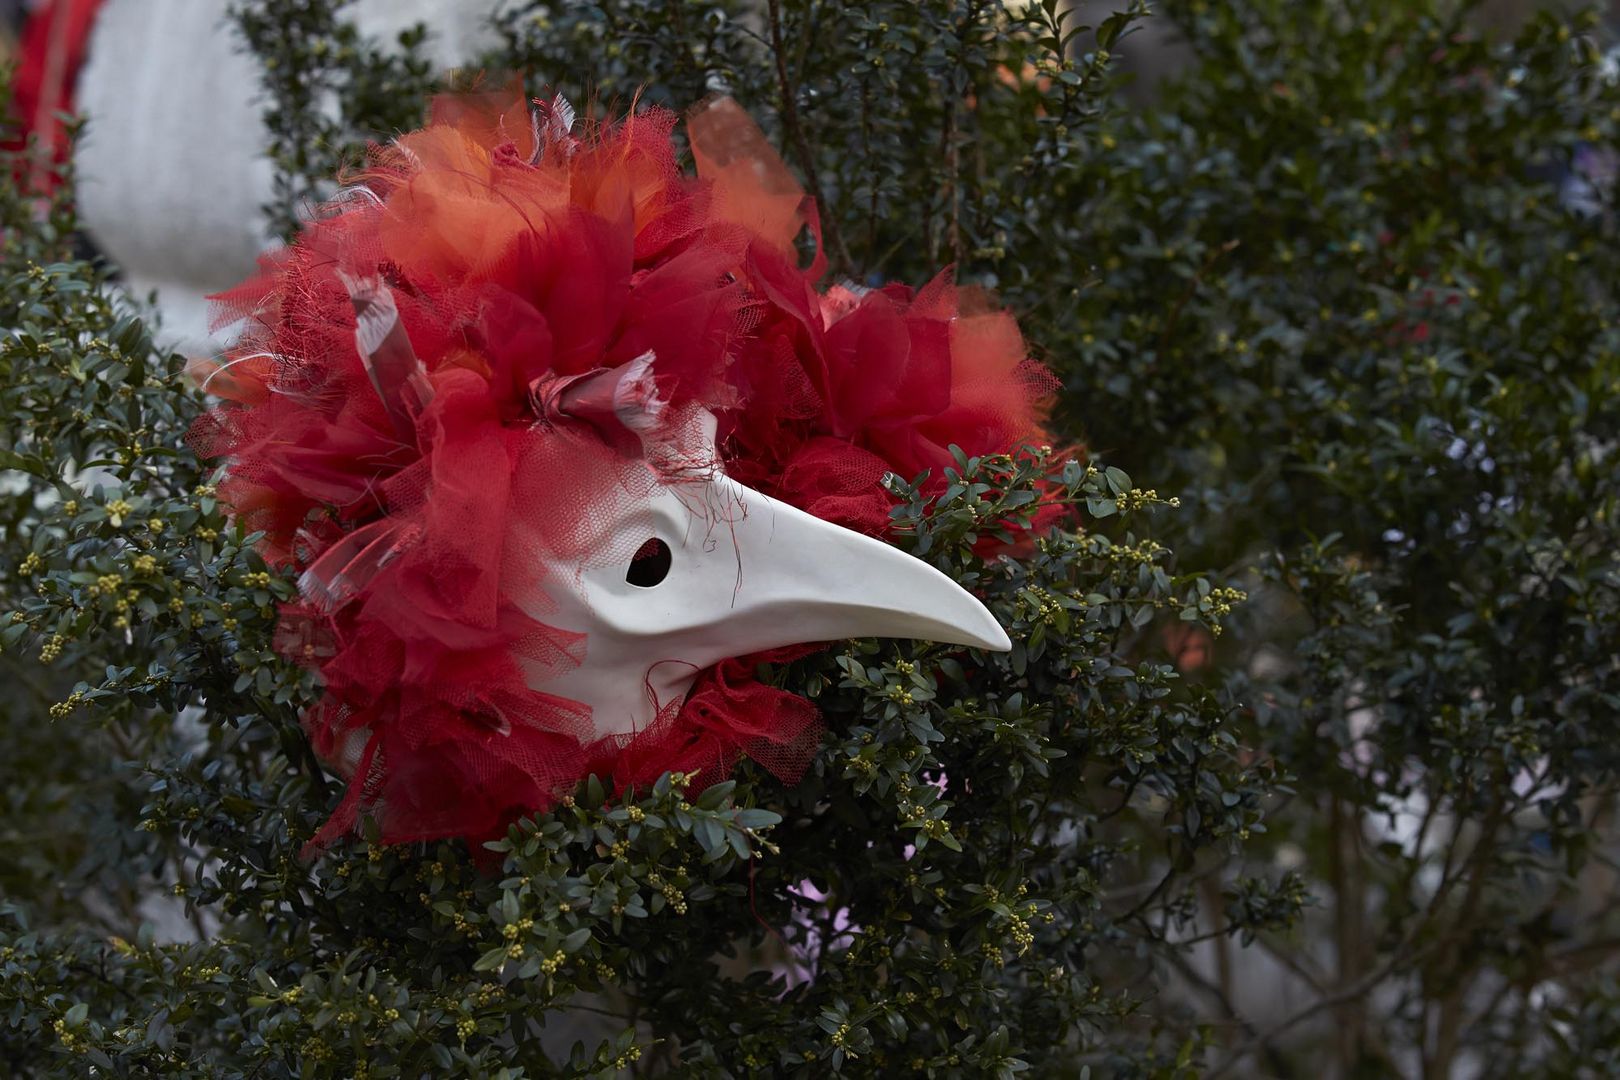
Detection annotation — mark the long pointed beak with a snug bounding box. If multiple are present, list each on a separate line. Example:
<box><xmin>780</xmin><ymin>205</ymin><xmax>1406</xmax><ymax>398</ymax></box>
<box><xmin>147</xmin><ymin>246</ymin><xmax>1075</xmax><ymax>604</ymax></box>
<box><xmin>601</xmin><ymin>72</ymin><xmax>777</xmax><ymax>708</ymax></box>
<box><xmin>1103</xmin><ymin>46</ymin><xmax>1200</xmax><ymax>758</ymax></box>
<box><xmin>701</xmin><ymin>475</ymin><xmax>1012</xmax><ymax>655</ymax></box>
<box><xmin>520</xmin><ymin>466</ymin><xmax>1013</xmax><ymax>741</ymax></box>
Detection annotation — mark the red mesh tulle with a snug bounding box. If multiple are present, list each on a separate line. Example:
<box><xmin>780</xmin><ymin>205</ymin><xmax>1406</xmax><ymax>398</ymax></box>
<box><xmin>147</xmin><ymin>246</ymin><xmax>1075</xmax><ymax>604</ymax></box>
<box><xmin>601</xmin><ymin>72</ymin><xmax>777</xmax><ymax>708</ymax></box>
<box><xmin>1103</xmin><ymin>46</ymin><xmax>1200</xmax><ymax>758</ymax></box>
<box><xmin>190</xmin><ymin>85</ymin><xmax>1055</xmax><ymax>849</ymax></box>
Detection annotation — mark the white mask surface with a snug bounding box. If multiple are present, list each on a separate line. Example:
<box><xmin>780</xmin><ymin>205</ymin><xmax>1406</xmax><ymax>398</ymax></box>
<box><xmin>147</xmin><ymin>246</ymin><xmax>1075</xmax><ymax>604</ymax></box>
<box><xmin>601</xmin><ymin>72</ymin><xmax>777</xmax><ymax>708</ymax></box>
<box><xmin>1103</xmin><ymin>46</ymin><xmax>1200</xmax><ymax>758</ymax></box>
<box><xmin>513</xmin><ymin>360</ymin><xmax>1012</xmax><ymax>741</ymax></box>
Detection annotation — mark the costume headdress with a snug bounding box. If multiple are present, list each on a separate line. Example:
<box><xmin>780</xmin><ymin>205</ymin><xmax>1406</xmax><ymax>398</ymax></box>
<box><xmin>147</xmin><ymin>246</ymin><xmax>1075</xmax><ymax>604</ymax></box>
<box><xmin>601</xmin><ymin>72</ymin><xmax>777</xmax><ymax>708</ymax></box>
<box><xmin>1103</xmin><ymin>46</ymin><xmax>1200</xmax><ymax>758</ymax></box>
<box><xmin>192</xmin><ymin>87</ymin><xmax>1054</xmax><ymax>846</ymax></box>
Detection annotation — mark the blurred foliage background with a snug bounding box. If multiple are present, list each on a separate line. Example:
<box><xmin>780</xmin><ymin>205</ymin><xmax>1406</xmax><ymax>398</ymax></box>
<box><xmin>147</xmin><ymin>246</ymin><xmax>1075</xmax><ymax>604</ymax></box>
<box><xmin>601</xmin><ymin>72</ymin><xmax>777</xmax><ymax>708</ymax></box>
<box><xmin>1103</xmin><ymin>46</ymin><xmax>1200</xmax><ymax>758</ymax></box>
<box><xmin>3</xmin><ymin>0</ymin><xmax>1620</xmax><ymax>1076</ymax></box>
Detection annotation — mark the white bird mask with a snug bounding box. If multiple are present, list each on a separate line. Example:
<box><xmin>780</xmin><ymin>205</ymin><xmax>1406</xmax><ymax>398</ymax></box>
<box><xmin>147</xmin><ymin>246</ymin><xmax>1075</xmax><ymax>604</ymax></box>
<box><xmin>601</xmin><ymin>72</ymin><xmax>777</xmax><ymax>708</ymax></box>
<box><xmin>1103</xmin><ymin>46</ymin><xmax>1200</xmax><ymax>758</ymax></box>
<box><xmin>516</xmin><ymin>353</ymin><xmax>1011</xmax><ymax>742</ymax></box>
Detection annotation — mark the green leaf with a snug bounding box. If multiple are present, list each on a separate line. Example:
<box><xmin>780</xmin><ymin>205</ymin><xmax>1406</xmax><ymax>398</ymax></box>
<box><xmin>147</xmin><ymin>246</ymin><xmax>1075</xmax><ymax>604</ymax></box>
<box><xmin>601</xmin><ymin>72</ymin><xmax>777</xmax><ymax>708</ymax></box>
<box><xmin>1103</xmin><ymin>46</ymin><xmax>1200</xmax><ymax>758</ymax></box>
<box><xmin>695</xmin><ymin>780</ymin><xmax>737</xmax><ymax>810</ymax></box>
<box><xmin>474</xmin><ymin>947</ymin><xmax>509</xmax><ymax>972</ymax></box>
<box><xmin>733</xmin><ymin>808</ymin><xmax>782</xmax><ymax>829</ymax></box>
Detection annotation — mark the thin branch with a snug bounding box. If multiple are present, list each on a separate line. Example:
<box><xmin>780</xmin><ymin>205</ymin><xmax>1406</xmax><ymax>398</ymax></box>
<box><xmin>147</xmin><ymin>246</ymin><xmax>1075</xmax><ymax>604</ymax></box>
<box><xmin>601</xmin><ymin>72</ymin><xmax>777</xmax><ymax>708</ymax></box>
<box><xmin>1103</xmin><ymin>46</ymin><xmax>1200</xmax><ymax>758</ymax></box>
<box><xmin>1208</xmin><ymin>792</ymin><xmax>1509</xmax><ymax>1078</ymax></box>
<box><xmin>1205</xmin><ymin>939</ymin><xmax>1438</xmax><ymax>1080</ymax></box>
<box><xmin>1252</xmin><ymin>931</ymin><xmax>1330</xmax><ymax>995</ymax></box>
<box><xmin>1117</xmin><ymin>866</ymin><xmax>1177</xmax><ymax>924</ymax></box>
<box><xmin>1199</xmin><ymin>875</ymin><xmax>1233</xmax><ymax>1004</ymax></box>
<box><xmin>1164</xmin><ymin>946</ymin><xmax>1305</xmax><ymax>1078</ymax></box>
<box><xmin>1</xmin><ymin>653</ymin><xmax>58</xmax><ymax>707</ymax></box>
<box><xmin>764</xmin><ymin>0</ymin><xmax>851</xmax><ymax>272</ymax></box>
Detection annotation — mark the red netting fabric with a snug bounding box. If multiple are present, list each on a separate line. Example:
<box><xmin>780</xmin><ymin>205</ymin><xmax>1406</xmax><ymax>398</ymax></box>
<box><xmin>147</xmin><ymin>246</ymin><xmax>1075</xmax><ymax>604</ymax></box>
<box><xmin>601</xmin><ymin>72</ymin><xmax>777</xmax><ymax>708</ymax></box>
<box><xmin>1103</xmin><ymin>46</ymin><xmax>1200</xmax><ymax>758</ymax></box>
<box><xmin>189</xmin><ymin>85</ymin><xmax>1055</xmax><ymax>848</ymax></box>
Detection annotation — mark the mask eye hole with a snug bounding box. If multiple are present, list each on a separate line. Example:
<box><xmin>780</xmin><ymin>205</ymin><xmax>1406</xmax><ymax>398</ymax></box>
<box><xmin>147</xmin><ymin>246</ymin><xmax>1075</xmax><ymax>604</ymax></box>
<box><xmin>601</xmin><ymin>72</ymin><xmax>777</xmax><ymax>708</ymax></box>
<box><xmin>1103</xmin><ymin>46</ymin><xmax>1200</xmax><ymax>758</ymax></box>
<box><xmin>626</xmin><ymin>537</ymin><xmax>672</xmax><ymax>588</ymax></box>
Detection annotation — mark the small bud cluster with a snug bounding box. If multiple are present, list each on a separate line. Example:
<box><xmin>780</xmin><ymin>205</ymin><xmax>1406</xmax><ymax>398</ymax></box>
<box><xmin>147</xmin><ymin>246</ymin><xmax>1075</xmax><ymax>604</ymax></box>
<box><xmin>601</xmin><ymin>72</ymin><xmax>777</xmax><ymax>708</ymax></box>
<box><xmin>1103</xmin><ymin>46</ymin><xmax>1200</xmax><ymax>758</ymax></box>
<box><xmin>49</xmin><ymin>690</ymin><xmax>84</xmax><ymax>720</ymax></box>
<box><xmin>52</xmin><ymin>1017</ymin><xmax>84</xmax><ymax>1051</ymax></box>
<box><xmin>38</xmin><ymin>633</ymin><xmax>67</xmax><ymax>663</ymax></box>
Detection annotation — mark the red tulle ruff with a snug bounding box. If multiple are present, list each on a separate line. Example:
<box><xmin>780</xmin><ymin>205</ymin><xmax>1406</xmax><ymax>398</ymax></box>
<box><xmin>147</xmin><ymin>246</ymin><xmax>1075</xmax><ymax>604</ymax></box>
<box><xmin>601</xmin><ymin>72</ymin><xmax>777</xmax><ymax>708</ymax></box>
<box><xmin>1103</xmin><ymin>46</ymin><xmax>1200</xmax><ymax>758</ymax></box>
<box><xmin>190</xmin><ymin>85</ymin><xmax>1054</xmax><ymax>848</ymax></box>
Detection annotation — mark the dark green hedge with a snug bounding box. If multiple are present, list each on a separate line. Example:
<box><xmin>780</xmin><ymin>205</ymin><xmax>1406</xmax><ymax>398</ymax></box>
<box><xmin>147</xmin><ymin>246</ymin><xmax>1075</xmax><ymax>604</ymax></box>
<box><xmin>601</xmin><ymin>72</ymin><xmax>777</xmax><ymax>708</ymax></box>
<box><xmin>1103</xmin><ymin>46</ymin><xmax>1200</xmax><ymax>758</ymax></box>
<box><xmin>2</xmin><ymin>1</ymin><xmax>1618</xmax><ymax>1076</ymax></box>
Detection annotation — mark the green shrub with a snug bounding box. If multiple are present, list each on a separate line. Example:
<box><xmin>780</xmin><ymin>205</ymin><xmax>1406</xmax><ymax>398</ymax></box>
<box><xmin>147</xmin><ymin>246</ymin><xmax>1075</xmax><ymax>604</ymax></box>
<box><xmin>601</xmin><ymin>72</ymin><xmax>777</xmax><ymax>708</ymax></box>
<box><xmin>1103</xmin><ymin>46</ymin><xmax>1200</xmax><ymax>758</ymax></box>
<box><xmin>1067</xmin><ymin>4</ymin><xmax>1620</xmax><ymax>1075</ymax></box>
<box><xmin>3</xmin><ymin>0</ymin><xmax>1618</xmax><ymax>1076</ymax></box>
